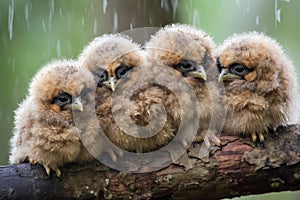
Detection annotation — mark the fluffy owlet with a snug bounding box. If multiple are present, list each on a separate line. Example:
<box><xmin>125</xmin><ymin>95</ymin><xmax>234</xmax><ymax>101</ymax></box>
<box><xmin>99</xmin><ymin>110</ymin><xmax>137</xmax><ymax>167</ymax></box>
<box><xmin>214</xmin><ymin>32</ymin><xmax>299</xmax><ymax>144</ymax></box>
<box><xmin>145</xmin><ymin>24</ymin><xmax>224</xmax><ymax>149</ymax></box>
<box><xmin>9</xmin><ymin>60</ymin><xmax>110</xmax><ymax>176</ymax></box>
<box><xmin>79</xmin><ymin>34</ymin><xmax>190</xmax><ymax>154</ymax></box>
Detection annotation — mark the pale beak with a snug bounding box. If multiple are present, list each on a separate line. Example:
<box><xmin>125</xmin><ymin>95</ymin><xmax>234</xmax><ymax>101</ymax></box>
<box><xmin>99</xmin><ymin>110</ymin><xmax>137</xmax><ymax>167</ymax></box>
<box><xmin>186</xmin><ymin>65</ymin><xmax>207</xmax><ymax>81</ymax></box>
<box><xmin>64</xmin><ymin>97</ymin><xmax>84</xmax><ymax>112</ymax></box>
<box><xmin>102</xmin><ymin>77</ymin><xmax>118</xmax><ymax>91</ymax></box>
<box><xmin>218</xmin><ymin>69</ymin><xmax>240</xmax><ymax>82</ymax></box>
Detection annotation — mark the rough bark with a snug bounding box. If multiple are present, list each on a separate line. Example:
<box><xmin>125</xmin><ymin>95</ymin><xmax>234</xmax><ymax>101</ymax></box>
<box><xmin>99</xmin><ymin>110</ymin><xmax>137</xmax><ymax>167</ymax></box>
<box><xmin>1</xmin><ymin>125</ymin><xmax>300</xmax><ymax>200</ymax></box>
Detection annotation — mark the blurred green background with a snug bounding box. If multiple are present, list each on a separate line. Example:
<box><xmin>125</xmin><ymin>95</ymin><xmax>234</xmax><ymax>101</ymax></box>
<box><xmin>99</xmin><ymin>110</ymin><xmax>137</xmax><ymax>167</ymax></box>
<box><xmin>0</xmin><ymin>0</ymin><xmax>299</xmax><ymax>199</ymax></box>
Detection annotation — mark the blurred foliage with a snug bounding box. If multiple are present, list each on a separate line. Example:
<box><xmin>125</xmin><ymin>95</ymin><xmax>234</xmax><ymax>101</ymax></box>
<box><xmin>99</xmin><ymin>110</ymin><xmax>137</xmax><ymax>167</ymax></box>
<box><xmin>0</xmin><ymin>0</ymin><xmax>299</xmax><ymax>199</ymax></box>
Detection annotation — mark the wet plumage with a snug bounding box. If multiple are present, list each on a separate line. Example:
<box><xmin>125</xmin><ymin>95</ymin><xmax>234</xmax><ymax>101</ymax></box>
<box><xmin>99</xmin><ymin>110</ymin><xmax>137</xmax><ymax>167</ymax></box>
<box><xmin>9</xmin><ymin>60</ymin><xmax>100</xmax><ymax>176</ymax></box>
<box><xmin>79</xmin><ymin>34</ymin><xmax>189</xmax><ymax>153</ymax></box>
<box><xmin>214</xmin><ymin>32</ymin><xmax>299</xmax><ymax>144</ymax></box>
<box><xmin>145</xmin><ymin>24</ymin><xmax>224</xmax><ymax>149</ymax></box>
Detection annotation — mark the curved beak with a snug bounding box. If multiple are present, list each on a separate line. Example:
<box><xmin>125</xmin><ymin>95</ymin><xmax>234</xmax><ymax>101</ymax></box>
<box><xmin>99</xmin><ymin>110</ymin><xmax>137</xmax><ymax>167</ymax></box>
<box><xmin>186</xmin><ymin>65</ymin><xmax>207</xmax><ymax>81</ymax></box>
<box><xmin>102</xmin><ymin>77</ymin><xmax>118</xmax><ymax>91</ymax></box>
<box><xmin>218</xmin><ymin>69</ymin><xmax>240</xmax><ymax>82</ymax></box>
<box><xmin>65</xmin><ymin>97</ymin><xmax>84</xmax><ymax>112</ymax></box>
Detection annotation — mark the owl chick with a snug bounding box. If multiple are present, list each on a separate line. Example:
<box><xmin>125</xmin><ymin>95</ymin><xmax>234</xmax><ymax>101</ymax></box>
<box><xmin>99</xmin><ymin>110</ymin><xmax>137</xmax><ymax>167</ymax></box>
<box><xmin>9</xmin><ymin>60</ymin><xmax>111</xmax><ymax>176</ymax></box>
<box><xmin>214</xmin><ymin>32</ymin><xmax>299</xmax><ymax>145</ymax></box>
<box><xmin>145</xmin><ymin>24</ymin><xmax>224</xmax><ymax>149</ymax></box>
<box><xmin>79</xmin><ymin>34</ymin><xmax>186</xmax><ymax>154</ymax></box>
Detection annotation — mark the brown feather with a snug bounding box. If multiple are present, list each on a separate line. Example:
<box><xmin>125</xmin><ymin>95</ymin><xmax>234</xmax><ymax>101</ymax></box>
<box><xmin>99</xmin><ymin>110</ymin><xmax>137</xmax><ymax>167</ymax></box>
<box><xmin>145</xmin><ymin>24</ymin><xmax>224</xmax><ymax>149</ymax></box>
<box><xmin>9</xmin><ymin>60</ymin><xmax>99</xmax><ymax>176</ymax></box>
<box><xmin>214</xmin><ymin>32</ymin><xmax>299</xmax><ymax>142</ymax></box>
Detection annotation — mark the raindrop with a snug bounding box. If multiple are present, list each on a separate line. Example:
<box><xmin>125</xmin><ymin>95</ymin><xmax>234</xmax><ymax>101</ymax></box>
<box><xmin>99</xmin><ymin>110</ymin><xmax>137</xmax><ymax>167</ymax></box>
<box><xmin>282</xmin><ymin>0</ymin><xmax>289</xmax><ymax>2</ymax></box>
<box><xmin>56</xmin><ymin>39</ymin><xmax>61</xmax><ymax>57</ymax></box>
<box><xmin>8</xmin><ymin>56</ymin><xmax>11</xmax><ymax>65</ymax></box>
<box><xmin>192</xmin><ymin>9</ymin><xmax>199</xmax><ymax>27</ymax></box>
<box><xmin>93</xmin><ymin>19</ymin><xmax>98</xmax><ymax>35</ymax></box>
<box><xmin>81</xmin><ymin>17</ymin><xmax>85</xmax><ymax>27</ymax></box>
<box><xmin>8</xmin><ymin>0</ymin><xmax>14</xmax><ymax>40</ymax></box>
<box><xmin>130</xmin><ymin>22</ymin><xmax>133</xmax><ymax>30</ymax></box>
<box><xmin>235</xmin><ymin>0</ymin><xmax>240</xmax><ymax>7</ymax></box>
<box><xmin>246</xmin><ymin>7</ymin><xmax>250</xmax><ymax>14</ymax></box>
<box><xmin>275</xmin><ymin>0</ymin><xmax>280</xmax><ymax>27</ymax></box>
<box><xmin>25</xmin><ymin>4</ymin><xmax>29</xmax><ymax>29</ymax></box>
<box><xmin>42</xmin><ymin>19</ymin><xmax>46</xmax><ymax>31</ymax></box>
<box><xmin>149</xmin><ymin>17</ymin><xmax>153</xmax><ymax>25</ymax></box>
<box><xmin>59</xmin><ymin>8</ymin><xmax>63</xmax><ymax>17</ymax></box>
<box><xmin>276</xmin><ymin>9</ymin><xmax>281</xmax><ymax>23</ymax></box>
<box><xmin>12</xmin><ymin>59</ymin><xmax>15</xmax><ymax>72</ymax></box>
<box><xmin>256</xmin><ymin>16</ymin><xmax>260</xmax><ymax>25</ymax></box>
<box><xmin>103</xmin><ymin>0</ymin><xmax>108</xmax><ymax>14</ymax></box>
<box><xmin>171</xmin><ymin>0</ymin><xmax>178</xmax><ymax>20</ymax></box>
<box><xmin>113</xmin><ymin>12</ymin><xmax>118</xmax><ymax>33</ymax></box>
<box><xmin>49</xmin><ymin>0</ymin><xmax>55</xmax><ymax>21</ymax></box>
<box><xmin>161</xmin><ymin>0</ymin><xmax>164</xmax><ymax>8</ymax></box>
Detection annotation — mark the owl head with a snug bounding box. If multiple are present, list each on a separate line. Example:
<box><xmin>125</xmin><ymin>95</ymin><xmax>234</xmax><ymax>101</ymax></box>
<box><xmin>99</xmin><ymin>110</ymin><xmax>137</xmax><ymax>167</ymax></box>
<box><xmin>215</xmin><ymin>32</ymin><xmax>297</xmax><ymax>94</ymax></box>
<box><xmin>145</xmin><ymin>24</ymin><xmax>216</xmax><ymax>85</ymax></box>
<box><xmin>29</xmin><ymin>60</ymin><xmax>95</xmax><ymax>123</ymax></box>
<box><xmin>79</xmin><ymin>34</ymin><xmax>145</xmax><ymax>91</ymax></box>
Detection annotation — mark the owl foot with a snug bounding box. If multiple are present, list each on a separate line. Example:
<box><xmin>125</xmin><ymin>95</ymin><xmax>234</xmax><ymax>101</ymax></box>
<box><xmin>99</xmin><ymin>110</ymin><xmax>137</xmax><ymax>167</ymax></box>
<box><xmin>44</xmin><ymin>165</ymin><xmax>51</xmax><ymax>176</ymax></box>
<box><xmin>42</xmin><ymin>165</ymin><xmax>61</xmax><ymax>177</ymax></box>
<box><xmin>181</xmin><ymin>140</ymin><xmax>188</xmax><ymax>148</ymax></box>
<box><xmin>203</xmin><ymin>131</ymin><xmax>221</xmax><ymax>149</ymax></box>
<box><xmin>251</xmin><ymin>133</ymin><xmax>265</xmax><ymax>147</ymax></box>
<box><xmin>31</xmin><ymin>159</ymin><xmax>61</xmax><ymax>177</ymax></box>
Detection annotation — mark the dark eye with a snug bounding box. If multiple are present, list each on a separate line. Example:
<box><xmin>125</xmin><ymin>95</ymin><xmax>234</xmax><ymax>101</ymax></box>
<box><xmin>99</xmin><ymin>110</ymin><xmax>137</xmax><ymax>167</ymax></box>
<box><xmin>115</xmin><ymin>65</ymin><xmax>132</xmax><ymax>79</ymax></box>
<box><xmin>53</xmin><ymin>93</ymin><xmax>72</xmax><ymax>107</ymax></box>
<box><xmin>95</xmin><ymin>70</ymin><xmax>108</xmax><ymax>83</ymax></box>
<box><xmin>173</xmin><ymin>60</ymin><xmax>195</xmax><ymax>72</ymax></box>
<box><xmin>229</xmin><ymin>64</ymin><xmax>249</xmax><ymax>76</ymax></box>
<box><xmin>216</xmin><ymin>58</ymin><xmax>222</xmax><ymax>73</ymax></box>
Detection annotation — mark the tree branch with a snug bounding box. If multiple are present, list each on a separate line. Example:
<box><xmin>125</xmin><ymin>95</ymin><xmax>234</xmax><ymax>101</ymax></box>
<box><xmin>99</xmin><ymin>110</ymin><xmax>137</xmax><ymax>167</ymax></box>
<box><xmin>1</xmin><ymin>125</ymin><xmax>300</xmax><ymax>199</ymax></box>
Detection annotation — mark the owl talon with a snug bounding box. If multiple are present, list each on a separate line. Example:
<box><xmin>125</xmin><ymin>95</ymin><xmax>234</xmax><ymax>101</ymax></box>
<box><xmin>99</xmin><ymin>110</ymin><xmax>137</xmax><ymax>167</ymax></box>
<box><xmin>43</xmin><ymin>165</ymin><xmax>51</xmax><ymax>176</ymax></box>
<box><xmin>181</xmin><ymin>140</ymin><xmax>188</xmax><ymax>148</ymax></box>
<box><xmin>251</xmin><ymin>133</ymin><xmax>257</xmax><ymax>143</ymax></box>
<box><xmin>251</xmin><ymin>133</ymin><xmax>265</xmax><ymax>147</ymax></box>
<box><xmin>203</xmin><ymin>131</ymin><xmax>220</xmax><ymax>148</ymax></box>
<box><xmin>214</xmin><ymin>138</ymin><xmax>221</xmax><ymax>147</ymax></box>
<box><xmin>258</xmin><ymin>133</ymin><xmax>264</xmax><ymax>143</ymax></box>
<box><xmin>29</xmin><ymin>159</ymin><xmax>35</xmax><ymax>165</ymax></box>
<box><xmin>54</xmin><ymin>168</ymin><xmax>62</xmax><ymax>177</ymax></box>
<box><xmin>108</xmin><ymin>150</ymin><xmax>117</xmax><ymax>162</ymax></box>
<box><xmin>203</xmin><ymin>137</ymin><xmax>211</xmax><ymax>149</ymax></box>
